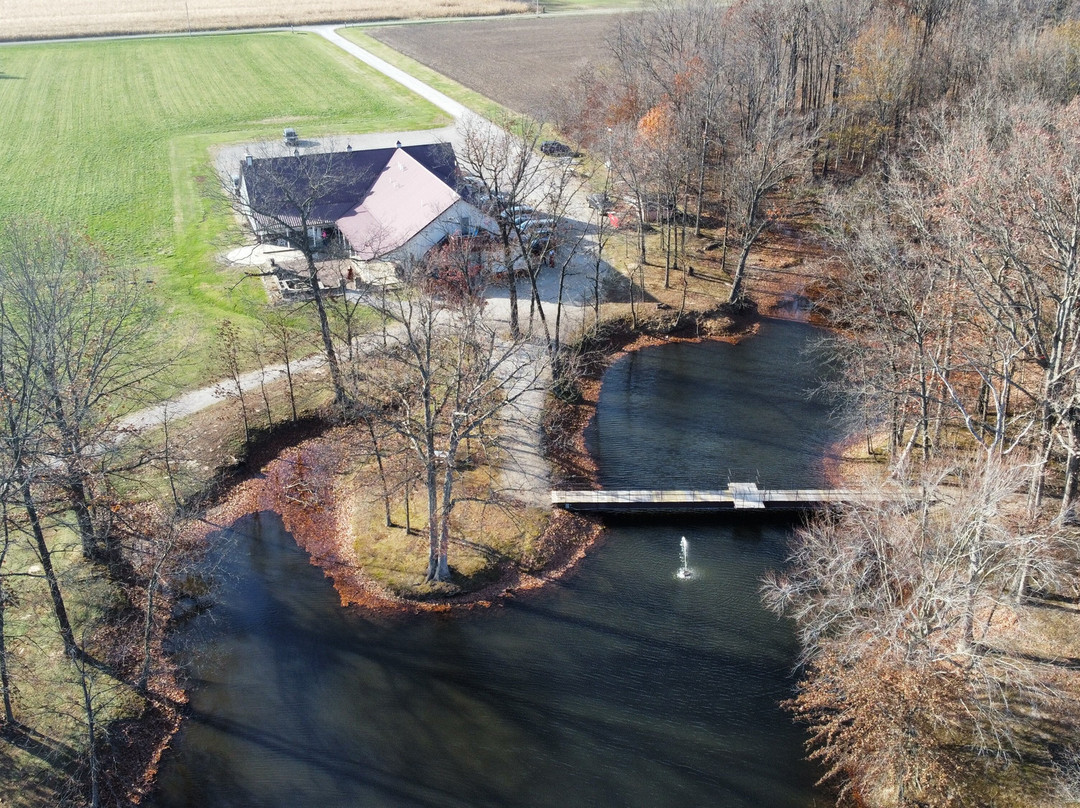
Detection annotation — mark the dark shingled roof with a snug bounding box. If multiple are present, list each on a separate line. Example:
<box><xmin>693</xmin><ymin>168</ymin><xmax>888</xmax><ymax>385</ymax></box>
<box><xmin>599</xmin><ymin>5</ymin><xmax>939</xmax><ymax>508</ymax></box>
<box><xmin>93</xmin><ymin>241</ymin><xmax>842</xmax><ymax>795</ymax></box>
<box><xmin>240</xmin><ymin>143</ymin><xmax>460</xmax><ymax>229</ymax></box>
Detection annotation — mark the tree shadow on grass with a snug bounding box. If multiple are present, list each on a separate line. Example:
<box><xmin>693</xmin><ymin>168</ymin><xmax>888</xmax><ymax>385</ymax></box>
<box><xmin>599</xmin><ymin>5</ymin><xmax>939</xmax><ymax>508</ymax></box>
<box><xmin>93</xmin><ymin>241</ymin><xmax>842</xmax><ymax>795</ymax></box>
<box><xmin>2</xmin><ymin>721</ymin><xmax>80</xmax><ymax>770</ymax></box>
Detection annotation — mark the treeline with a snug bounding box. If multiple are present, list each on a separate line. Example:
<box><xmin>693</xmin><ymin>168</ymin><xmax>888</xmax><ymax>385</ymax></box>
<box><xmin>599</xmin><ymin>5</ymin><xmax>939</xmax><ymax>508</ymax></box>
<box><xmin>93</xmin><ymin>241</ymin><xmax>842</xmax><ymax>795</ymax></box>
<box><xmin>551</xmin><ymin>0</ymin><xmax>1080</xmax><ymax>804</ymax></box>
<box><xmin>0</xmin><ymin>222</ymin><xmax>202</xmax><ymax>806</ymax></box>
<box><xmin>554</xmin><ymin>0</ymin><xmax>1080</xmax><ymax>509</ymax></box>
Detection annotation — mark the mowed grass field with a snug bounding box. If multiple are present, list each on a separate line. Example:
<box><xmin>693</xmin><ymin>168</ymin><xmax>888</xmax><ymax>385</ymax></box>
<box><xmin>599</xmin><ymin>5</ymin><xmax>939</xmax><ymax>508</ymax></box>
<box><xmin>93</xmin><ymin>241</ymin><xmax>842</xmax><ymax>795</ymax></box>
<box><xmin>0</xmin><ymin>32</ymin><xmax>449</xmax><ymax>387</ymax></box>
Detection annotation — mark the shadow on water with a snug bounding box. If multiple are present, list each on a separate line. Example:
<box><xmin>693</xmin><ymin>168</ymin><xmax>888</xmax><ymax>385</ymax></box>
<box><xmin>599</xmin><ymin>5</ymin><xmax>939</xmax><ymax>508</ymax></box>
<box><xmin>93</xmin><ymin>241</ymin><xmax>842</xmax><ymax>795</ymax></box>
<box><xmin>152</xmin><ymin>319</ymin><xmax>839</xmax><ymax>808</ymax></box>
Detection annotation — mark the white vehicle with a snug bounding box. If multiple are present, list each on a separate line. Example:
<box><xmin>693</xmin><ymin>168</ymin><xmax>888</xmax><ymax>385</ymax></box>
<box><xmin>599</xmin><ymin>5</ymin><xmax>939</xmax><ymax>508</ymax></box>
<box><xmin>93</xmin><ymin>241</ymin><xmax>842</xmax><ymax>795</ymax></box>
<box><xmin>518</xmin><ymin>216</ymin><xmax>556</xmax><ymax>233</ymax></box>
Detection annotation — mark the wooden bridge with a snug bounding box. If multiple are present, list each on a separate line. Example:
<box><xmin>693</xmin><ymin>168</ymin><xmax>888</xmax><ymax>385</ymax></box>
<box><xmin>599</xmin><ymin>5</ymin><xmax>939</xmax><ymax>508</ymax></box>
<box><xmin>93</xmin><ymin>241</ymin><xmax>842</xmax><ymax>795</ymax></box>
<box><xmin>551</xmin><ymin>482</ymin><xmax>896</xmax><ymax>513</ymax></box>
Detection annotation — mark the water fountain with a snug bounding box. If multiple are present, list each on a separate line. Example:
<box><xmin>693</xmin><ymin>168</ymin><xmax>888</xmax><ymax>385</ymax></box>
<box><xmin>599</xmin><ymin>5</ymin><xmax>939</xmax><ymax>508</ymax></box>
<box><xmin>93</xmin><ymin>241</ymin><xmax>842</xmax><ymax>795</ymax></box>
<box><xmin>676</xmin><ymin>535</ymin><xmax>694</xmax><ymax>579</ymax></box>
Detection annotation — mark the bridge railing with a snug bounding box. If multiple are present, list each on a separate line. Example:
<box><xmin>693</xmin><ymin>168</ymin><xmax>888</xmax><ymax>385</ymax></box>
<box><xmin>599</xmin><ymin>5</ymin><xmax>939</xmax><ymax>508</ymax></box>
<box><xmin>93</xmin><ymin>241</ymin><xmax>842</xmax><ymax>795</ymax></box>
<box><xmin>553</xmin><ymin>468</ymin><xmax>830</xmax><ymax>493</ymax></box>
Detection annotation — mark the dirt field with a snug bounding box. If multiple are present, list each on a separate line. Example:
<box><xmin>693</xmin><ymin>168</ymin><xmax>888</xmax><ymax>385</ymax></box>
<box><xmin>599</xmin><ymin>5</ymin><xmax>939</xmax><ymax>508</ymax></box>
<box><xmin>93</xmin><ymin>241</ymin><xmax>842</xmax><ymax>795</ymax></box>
<box><xmin>0</xmin><ymin>0</ymin><xmax>528</xmax><ymax>41</ymax></box>
<box><xmin>367</xmin><ymin>13</ymin><xmax>622</xmax><ymax>113</ymax></box>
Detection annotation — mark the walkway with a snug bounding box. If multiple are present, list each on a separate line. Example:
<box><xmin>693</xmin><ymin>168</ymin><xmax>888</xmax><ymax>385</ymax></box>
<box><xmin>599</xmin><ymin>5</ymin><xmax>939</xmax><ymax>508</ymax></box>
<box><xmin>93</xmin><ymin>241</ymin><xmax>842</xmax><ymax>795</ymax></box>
<box><xmin>551</xmin><ymin>483</ymin><xmax>906</xmax><ymax>513</ymax></box>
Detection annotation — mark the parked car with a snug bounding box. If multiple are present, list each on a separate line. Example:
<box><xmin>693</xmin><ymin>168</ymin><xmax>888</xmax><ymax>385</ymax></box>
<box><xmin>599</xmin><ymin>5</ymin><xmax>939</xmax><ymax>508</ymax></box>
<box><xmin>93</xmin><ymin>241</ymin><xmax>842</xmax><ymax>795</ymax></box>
<box><xmin>540</xmin><ymin>140</ymin><xmax>575</xmax><ymax>157</ymax></box>
<box><xmin>283</xmin><ymin>128</ymin><xmax>299</xmax><ymax>146</ymax></box>
<box><xmin>527</xmin><ymin>229</ymin><xmax>557</xmax><ymax>256</ymax></box>
<box><xmin>473</xmin><ymin>190</ymin><xmax>510</xmax><ymax>213</ymax></box>
<box><xmin>587</xmin><ymin>192</ymin><xmax>615</xmax><ymax>213</ymax></box>
<box><xmin>518</xmin><ymin>216</ymin><xmax>556</xmax><ymax>233</ymax></box>
<box><xmin>459</xmin><ymin>173</ymin><xmax>485</xmax><ymax>194</ymax></box>
<box><xmin>500</xmin><ymin>204</ymin><xmax>536</xmax><ymax>221</ymax></box>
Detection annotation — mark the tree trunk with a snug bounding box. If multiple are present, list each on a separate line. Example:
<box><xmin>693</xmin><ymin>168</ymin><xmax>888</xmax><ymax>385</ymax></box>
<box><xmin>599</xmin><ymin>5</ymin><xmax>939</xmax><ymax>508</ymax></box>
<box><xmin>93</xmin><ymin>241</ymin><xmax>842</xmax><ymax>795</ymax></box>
<box><xmin>720</xmin><ymin>191</ymin><xmax>730</xmax><ymax>275</ymax></box>
<box><xmin>501</xmin><ymin>239</ymin><xmax>520</xmax><ymax>338</ymax></box>
<box><xmin>68</xmin><ymin>472</ymin><xmax>98</xmax><ymax>561</ymax></box>
<box><xmin>424</xmin><ymin>457</ymin><xmax>444</xmax><ymax>581</ymax></box>
<box><xmin>365</xmin><ymin>417</ymin><xmax>393</xmax><ymax>528</ymax></box>
<box><xmin>694</xmin><ymin>120</ymin><xmax>709</xmax><ymax>237</ymax></box>
<box><xmin>435</xmin><ymin>460</ymin><xmax>456</xmax><ymax>582</ymax></box>
<box><xmin>553</xmin><ymin>253</ymin><xmax>570</xmax><ymax>358</ymax></box>
<box><xmin>0</xmin><ymin>593</ymin><xmax>11</xmax><ymax>725</ymax></box>
<box><xmin>21</xmin><ymin>474</ymin><xmax>75</xmax><ymax>654</ymax></box>
<box><xmin>258</xmin><ymin>365</ymin><xmax>274</xmax><ymax>431</ymax></box>
<box><xmin>139</xmin><ymin>575</ymin><xmax>157</xmax><ymax>693</ymax></box>
<box><xmin>424</xmin><ymin>451</ymin><xmax>455</xmax><ymax>583</ymax></box>
<box><xmin>0</xmin><ymin>519</ymin><xmax>13</xmax><ymax>723</ymax></box>
<box><xmin>525</xmin><ymin>267</ymin><xmax>551</xmax><ymax>345</ymax></box>
<box><xmin>49</xmin><ymin>393</ymin><xmax>100</xmax><ymax>560</ymax></box>
<box><xmin>75</xmin><ymin>652</ymin><xmax>101</xmax><ymax>808</ymax></box>
<box><xmin>1061</xmin><ymin>412</ymin><xmax>1080</xmax><ymax>519</ymax></box>
<box><xmin>728</xmin><ymin>239</ymin><xmax>754</xmax><ymax>303</ymax></box>
<box><xmin>281</xmin><ymin>336</ymin><xmax>298</xmax><ymax>422</ymax></box>
<box><xmin>139</xmin><ymin>533</ymin><xmax>173</xmax><ymax>693</ymax></box>
<box><xmin>306</xmin><ymin>256</ymin><xmax>346</xmax><ymax>410</ymax></box>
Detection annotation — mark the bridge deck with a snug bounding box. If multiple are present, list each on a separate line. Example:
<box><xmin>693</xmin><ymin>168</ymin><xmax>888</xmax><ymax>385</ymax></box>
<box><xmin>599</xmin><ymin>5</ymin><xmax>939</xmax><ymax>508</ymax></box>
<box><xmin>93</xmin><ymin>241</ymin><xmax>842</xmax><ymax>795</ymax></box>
<box><xmin>551</xmin><ymin>483</ymin><xmax>893</xmax><ymax>512</ymax></box>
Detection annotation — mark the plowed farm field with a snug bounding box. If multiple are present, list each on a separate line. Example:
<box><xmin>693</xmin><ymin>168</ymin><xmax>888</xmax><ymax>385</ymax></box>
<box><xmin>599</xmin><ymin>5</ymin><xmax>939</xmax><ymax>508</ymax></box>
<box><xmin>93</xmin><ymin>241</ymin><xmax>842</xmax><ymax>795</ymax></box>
<box><xmin>366</xmin><ymin>14</ymin><xmax>622</xmax><ymax>113</ymax></box>
<box><xmin>0</xmin><ymin>0</ymin><xmax>528</xmax><ymax>41</ymax></box>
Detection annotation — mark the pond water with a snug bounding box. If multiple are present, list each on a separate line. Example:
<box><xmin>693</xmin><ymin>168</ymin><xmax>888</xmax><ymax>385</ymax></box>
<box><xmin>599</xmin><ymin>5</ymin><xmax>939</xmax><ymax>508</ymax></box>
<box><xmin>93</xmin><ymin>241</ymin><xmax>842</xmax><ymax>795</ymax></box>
<box><xmin>152</xmin><ymin>319</ymin><xmax>840</xmax><ymax>808</ymax></box>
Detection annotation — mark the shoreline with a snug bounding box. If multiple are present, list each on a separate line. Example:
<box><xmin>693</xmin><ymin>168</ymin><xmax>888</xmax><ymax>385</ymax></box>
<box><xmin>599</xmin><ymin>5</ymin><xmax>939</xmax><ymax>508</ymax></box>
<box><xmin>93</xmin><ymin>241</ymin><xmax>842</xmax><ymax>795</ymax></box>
<box><xmin>136</xmin><ymin>305</ymin><xmax>845</xmax><ymax>804</ymax></box>
<box><xmin>188</xmin><ymin>305</ymin><xmax>841</xmax><ymax>617</ymax></box>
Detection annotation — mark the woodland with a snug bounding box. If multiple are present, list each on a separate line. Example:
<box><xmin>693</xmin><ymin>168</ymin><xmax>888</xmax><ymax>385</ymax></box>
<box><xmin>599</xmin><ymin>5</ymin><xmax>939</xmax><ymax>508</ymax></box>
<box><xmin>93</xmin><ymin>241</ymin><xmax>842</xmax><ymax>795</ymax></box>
<box><xmin>541</xmin><ymin>0</ymin><xmax>1080</xmax><ymax>805</ymax></box>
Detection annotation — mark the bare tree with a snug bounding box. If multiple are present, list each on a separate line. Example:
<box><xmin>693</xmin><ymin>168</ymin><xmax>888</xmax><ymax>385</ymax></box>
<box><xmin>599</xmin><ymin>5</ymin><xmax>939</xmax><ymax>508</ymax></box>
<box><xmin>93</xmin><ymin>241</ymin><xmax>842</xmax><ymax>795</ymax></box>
<box><xmin>457</xmin><ymin>114</ymin><xmax>548</xmax><ymax>339</ymax></box>
<box><xmin>928</xmin><ymin>99</ymin><xmax>1080</xmax><ymax>514</ymax></box>
<box><xmin>214</xmin><ymin>319</ymin><xmax>252</xmax><ymax>446</ymax></box>
<box><xmin>822</xmin><ymin>176</ymin><xmax>958</xmax><ymax>462</ymax></box>
<box><xmin>229</xmin><ymin>146</ymin><xmax>371</xmax><ymax>409</ymax></box>
<box><xmin>72</xmin><ymin>644</ymin><xmax>103</xmax><ymax>808</ymax></box>
<box><xmin>764</xmin><ymin>456</ymin><xmax>1077</xmax><ymax>805</ymax></box>
<box><xmin>354</xmin><ymin>271</ymin><xmax>548</xmax><ymax>582</ymax></box>
<box><xmin>0</xmin><ymin>501</ymin><xmax>14</xmax><ymax>726</ymax></box>
<box><xmin>724</xmin><ymin>104</ymin><xmax>810</xmax><ymax>304</ymax></box>
<box><xmin>0</xmin><ymin>222</ymin><xmax>164</xmax><ymax>566</ymax></box>
<box><xmin>108</xmin><ymin>501</ymin><xmax>188</xmax><ymax>694</ymax></box>
<box><xmin>262</xmin><ymin>307</ymin><xmax>310</xmax><ymax>423</ymax></box>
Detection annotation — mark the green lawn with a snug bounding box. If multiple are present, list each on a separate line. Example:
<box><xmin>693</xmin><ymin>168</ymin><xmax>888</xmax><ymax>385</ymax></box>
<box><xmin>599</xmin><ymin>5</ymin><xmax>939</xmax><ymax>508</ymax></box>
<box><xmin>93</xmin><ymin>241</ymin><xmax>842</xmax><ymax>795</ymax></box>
<box><xmin>0</xmin><ymin>32</ymin><xmax>449</xmax><ymax>389</ymax></box>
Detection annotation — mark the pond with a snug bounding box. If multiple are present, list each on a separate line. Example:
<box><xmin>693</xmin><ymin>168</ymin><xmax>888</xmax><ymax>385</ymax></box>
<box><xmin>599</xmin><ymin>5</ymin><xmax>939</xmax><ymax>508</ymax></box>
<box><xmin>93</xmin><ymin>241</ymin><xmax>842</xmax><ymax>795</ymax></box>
<box><xmin>152</xmin><ymin>319</ymin><xmax>840</xmax><ymax>808</ymax></box>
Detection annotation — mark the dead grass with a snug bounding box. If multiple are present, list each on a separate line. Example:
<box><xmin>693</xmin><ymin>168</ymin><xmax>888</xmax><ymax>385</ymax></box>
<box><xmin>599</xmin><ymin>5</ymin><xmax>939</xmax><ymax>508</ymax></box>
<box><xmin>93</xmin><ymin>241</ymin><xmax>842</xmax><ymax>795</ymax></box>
<box><xmin>972</xmin><ymin>596</ymin><xmax>1080</xmax><ymax>808</ymax></box>
<box><xmin>0</xmin><ymin>0</ymin><xmax>529</xmax><ymax>41</ymax></box>
<box><xmin>245</xmin><ymin>423</ymin><xmax>556</xmax><ymax>605</ymax></box>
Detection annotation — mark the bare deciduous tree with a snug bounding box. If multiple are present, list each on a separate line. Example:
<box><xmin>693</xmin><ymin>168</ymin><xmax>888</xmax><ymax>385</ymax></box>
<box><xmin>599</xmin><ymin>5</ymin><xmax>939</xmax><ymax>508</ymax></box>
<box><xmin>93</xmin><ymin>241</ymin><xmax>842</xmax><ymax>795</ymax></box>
<box><xmin>353</xmin><ymin>271</ymin><xmax>548</xmax><ymax>582</ymax></box>
<box><xmin>228</xmin><ymin>146</ymin><xmax>372</xmax><ymax>409</ymax></box>
<box><xmin>214</xmin><ymin>319</ymin><xmax>252</xmax><ymax>446</ymax></box>
<box><xmin>458</xmin><ymin>114</ymin><xmax>549</xmax><ymax>339</ymax></box>
<box><xmin>764</xmin><ymin>456</ymin><xmax>1077</xmax><ymax>805</ymax></box>
<box><xmin>0</xmin><ymin>502</ymin><xmax>15</xmax><ymax>726</ymax></box>
<box><xmin>0</xmin><ymin>222</ymin><xmax>163</xmax><ymax>566</ymax></box>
